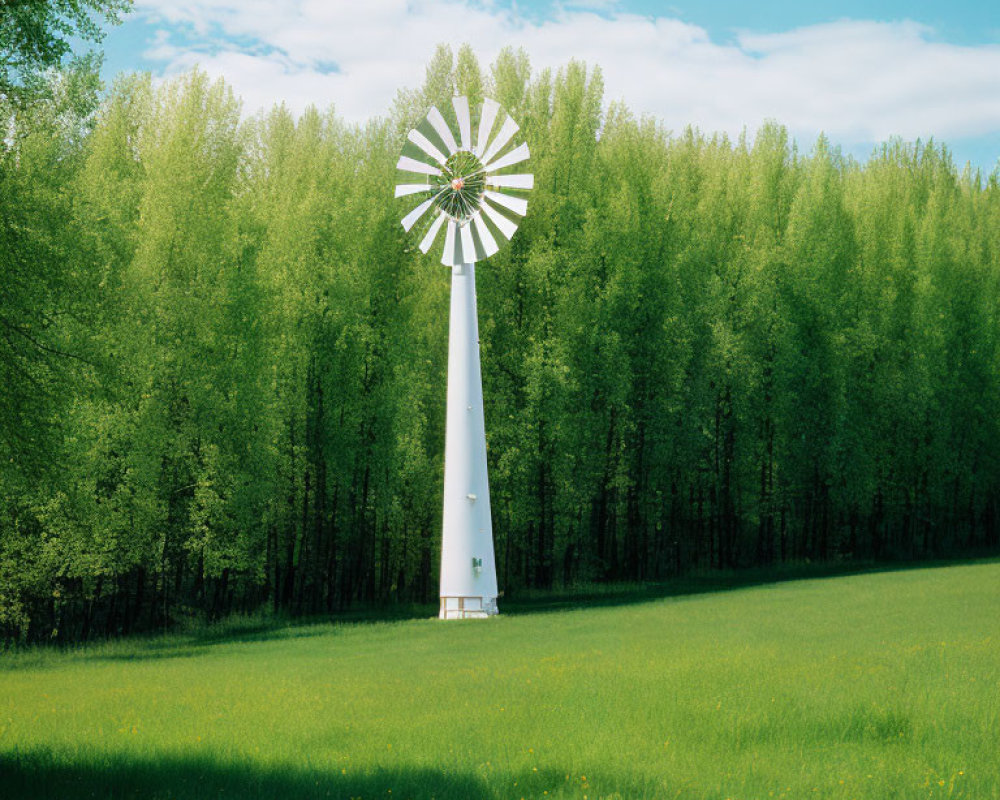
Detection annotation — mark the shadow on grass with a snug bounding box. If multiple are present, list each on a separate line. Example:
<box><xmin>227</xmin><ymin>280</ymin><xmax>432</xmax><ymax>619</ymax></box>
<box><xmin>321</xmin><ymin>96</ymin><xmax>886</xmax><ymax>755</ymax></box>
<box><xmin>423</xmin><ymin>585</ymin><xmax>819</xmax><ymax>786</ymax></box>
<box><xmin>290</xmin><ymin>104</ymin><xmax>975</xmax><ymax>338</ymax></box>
<box><xmin>5</xmin><ymin>555</ymin><xmax>996</xmax><ymax>670</ymax></box>
<box><xmin>0</xmin><ymin>624</ymin><xmax>335</xmax><ymax>672</ymax></box>
<box><xmin>0</xmin><ymin>606</ymin><xmax>438</xmax><ymax>671</ymax></box>
<box><xmin>0</xmin><ymin>749</ymin><xmax>603</xmax><ymax>800</ymax></box>
<box><xmin>90</xmin><ymin>603</ymin><xmax>444</xmax><ymax>659</ymax></box>
<box><xmin>501</xmin><ymin>555</ymin><xmax>1000</xmax><ymax>617</ymax></box>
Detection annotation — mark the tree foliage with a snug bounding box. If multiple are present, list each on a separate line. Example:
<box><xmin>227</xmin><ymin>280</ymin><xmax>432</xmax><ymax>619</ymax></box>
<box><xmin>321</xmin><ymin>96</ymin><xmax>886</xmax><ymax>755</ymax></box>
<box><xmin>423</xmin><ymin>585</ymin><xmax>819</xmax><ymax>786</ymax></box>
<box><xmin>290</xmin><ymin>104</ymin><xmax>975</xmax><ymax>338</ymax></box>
<box><xmin>0</xmin><ymin>0</ymin><xmax>130</xmax><ymax>101</ymax></box>
<box><xmin>2</xmin><ymin>47</ymin><xmax>999</xmax><ymax>642</ymax></box>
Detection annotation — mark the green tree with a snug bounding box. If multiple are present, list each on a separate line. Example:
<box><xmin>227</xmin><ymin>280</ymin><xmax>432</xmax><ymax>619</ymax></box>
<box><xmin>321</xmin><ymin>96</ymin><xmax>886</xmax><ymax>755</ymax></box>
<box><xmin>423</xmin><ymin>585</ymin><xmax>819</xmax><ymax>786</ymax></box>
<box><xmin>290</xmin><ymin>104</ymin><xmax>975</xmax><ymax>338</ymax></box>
<box><xmin>0</xmin><ymin>0</ymin><xmax>130</xmax><ymax>101</ymax></box>
<box><xmin>5</xmin><ymin>50</ymin><xmax>1000</xmax><ymax>643</ymax></box>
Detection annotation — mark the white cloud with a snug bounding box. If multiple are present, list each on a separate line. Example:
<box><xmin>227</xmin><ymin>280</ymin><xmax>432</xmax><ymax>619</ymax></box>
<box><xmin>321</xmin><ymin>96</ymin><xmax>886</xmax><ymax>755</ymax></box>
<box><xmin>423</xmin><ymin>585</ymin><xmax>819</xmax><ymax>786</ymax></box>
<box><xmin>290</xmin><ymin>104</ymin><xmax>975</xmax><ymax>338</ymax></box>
<box><xmin>132</xmin><ymin>0</ymin><xmax>1000</xmax><ymax>149</ymax></box>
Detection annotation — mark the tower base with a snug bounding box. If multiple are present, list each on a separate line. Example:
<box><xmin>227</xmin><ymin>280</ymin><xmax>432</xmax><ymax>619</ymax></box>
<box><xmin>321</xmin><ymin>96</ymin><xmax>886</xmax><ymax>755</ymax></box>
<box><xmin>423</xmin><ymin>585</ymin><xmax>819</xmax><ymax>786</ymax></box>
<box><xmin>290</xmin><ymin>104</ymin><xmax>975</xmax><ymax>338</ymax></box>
<box><xmin>439</xmin><ymin>595</ymin><xmax>499</xmax><ymax>620</ymax></box>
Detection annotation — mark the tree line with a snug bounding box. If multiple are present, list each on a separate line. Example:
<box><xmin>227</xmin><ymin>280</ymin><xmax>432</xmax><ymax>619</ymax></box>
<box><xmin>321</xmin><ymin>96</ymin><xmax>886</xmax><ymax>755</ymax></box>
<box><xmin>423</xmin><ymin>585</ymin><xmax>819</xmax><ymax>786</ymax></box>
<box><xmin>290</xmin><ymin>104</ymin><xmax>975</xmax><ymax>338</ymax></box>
<box><xmin>2</xmin><ymin>45</ymin><xmax>999</xmax><ymax>642</ymax></box>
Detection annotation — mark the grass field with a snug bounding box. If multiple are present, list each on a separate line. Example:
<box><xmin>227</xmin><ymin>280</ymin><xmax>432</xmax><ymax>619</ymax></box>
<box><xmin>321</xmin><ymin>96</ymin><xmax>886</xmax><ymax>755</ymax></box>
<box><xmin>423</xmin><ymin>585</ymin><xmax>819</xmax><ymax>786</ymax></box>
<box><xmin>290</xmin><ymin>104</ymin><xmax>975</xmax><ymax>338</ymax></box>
<box><xmin>1</xmin><ymin>562</ymin><xmax>998</xmax><ymax>799</ymax></box>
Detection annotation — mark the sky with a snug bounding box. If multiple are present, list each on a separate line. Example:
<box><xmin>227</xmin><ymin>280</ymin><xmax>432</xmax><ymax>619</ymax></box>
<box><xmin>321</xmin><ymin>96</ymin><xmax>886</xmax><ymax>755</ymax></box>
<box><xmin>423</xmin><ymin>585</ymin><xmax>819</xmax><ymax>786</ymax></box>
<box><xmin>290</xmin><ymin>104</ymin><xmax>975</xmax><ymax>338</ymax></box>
<box><xmin>97</xmin><ymin>0</ymin><xmax>1000</xmax><ymax>172</ymax></box>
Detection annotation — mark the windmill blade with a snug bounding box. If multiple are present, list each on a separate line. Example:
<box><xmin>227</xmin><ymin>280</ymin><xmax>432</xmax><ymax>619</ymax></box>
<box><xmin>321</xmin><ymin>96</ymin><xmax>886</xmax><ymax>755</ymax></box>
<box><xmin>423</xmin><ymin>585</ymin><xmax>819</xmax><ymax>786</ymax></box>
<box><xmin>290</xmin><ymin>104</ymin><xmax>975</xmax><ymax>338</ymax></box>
<box><xmin>472</xmin><ymin>212</ymin><xmax>499</xmax><ymax>258</ymax></box>
<box><xmin>442</xmin><ymin>219</ymin><xmax>458</xmax><ymax>266</ymax></box>
<box><xmin>427</xmin><ymin>106</ymin><xmax>459</xmax><ymax>155</ymax></box>
<box><xmin>401</xmin><ymin>197</ymin><xmax>435</xmax><ymax>232</ymax></box>
<box><xmin>395</xmin><ymin>183</ymin><xmax>433</xmax><ymax>198</ymax></box>
<box><xmin>479</xmin><ymin>115</ymin><xmax>519</xmax><ymax>166</ymax></box>
<box><xmin>419</xmin><ymin>211</ymin><xmax>447</xmax><ymax>254</ymax></box>
<box><xmin>397</xmin><ymin>155</ymin><xmax>441</xmax><ymax>177</ymax></box>
<box><xmin>460</xmin><ymin>221</ymin><xmax>476</xmax><ymax>264</ymax></box>
<box><xmin>408</xmin><ymin>129</ymin><xmax>448</xmax><ymax>166</ymax></box>
<box><xmin>484</xmin><ymin>189</ymin><xmax>528</xmax><ymax>216</ymax></box>
<box><xmin>481</xmin><ymin>199</ymin><xmax>519</xmax><ymax>240</ymax></box>
<box><xmin>453</xmin><ymin>96</ymin><xmax>471</xmax><ymax>151</ymax></box>
<box><xmin>483</xmin><ymin>142</ymin><xmax>530</xmax><ymax>173</ymax></box>
<box><xmin>476</xmin><ymin>98</ymin><xmax>500</xmax><ymax>157</ymax></box>
<box><xmin>487</xmin><ymin>173</ymin><xmax>534</xmax><ymax>190</ymax></box>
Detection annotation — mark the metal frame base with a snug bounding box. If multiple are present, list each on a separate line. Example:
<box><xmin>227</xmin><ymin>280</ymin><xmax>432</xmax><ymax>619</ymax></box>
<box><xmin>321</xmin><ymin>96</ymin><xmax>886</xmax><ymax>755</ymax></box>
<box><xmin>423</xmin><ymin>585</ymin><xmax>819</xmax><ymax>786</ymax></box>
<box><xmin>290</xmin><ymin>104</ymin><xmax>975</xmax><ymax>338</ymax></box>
<box><xmin>439</xmin><ymin>595</ymin><xmax>499</xmax><ymax>620</ymax></box>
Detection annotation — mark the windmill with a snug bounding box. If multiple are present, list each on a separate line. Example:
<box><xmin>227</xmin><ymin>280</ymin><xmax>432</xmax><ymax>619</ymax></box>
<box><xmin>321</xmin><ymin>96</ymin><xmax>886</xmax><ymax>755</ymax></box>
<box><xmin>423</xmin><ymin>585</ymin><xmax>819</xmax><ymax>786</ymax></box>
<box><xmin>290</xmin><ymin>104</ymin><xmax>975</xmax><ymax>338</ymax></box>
<box><xmin>395</xmin><ymin>96</ymin><xmax>533</xmax><ymax>619</ymax></box>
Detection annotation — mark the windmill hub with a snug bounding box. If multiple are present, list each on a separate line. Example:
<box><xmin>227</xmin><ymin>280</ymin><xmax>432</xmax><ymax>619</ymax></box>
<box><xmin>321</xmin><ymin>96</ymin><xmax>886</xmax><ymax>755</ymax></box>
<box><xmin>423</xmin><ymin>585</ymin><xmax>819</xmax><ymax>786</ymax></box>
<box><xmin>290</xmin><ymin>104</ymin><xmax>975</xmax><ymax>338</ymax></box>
<box><xmin>435</xmin><ymin>149</ymin><xmax>486</xmax><ymax>223</ymax></box>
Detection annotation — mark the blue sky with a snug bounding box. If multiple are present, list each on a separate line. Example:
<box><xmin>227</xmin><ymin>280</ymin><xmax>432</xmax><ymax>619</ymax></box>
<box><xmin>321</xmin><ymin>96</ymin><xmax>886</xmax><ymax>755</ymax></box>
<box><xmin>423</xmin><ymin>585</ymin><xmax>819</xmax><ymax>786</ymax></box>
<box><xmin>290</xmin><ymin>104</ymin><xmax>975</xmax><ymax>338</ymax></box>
<box><xmin>584</xmin><ymin>0</ymin><xmax>1000</xmax><ymax>45</ymax></box>
<box><xmin>98</xmin><ymin>0</ymin><xmax>1000</xmax><ymax>172</ymax></box>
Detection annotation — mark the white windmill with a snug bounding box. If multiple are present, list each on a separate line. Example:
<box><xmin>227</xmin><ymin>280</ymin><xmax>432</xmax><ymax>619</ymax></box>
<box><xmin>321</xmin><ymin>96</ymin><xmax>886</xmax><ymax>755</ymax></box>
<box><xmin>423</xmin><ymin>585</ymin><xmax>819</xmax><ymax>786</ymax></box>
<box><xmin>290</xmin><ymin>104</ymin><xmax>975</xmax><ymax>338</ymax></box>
<box><xmin>395</xmin><ymin>95</ymin><xmax>533</xmax><ymax>619</ymax></box>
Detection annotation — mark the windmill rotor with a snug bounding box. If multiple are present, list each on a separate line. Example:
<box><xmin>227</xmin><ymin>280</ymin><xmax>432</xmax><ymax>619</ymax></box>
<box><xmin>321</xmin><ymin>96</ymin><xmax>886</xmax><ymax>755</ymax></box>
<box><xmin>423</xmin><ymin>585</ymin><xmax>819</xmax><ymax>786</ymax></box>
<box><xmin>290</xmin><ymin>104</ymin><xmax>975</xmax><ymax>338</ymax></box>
<box><xmin>395</xmin><ymin>96</ymin><xmax>533</xmax><ymax>266</ymax></box>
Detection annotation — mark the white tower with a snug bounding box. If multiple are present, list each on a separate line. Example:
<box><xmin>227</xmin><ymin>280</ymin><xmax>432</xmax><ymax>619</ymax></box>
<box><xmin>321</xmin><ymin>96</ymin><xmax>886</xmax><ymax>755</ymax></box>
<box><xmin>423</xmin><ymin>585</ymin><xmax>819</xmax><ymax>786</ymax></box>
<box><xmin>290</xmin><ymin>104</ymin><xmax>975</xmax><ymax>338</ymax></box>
<box><xmin>395</xmin><ymin>96</ymin><xmax>533</xmax><ymax>619</ymax></box>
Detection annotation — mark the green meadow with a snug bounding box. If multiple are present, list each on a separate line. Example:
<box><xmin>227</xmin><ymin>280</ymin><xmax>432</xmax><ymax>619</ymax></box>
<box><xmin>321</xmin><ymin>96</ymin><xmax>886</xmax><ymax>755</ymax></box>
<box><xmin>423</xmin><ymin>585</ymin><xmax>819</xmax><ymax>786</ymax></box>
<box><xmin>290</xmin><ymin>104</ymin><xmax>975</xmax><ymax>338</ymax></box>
<box><xmin>2</xmin><ymin>562</ymin><xmax>998</xmax><ymax>799</ymax></box>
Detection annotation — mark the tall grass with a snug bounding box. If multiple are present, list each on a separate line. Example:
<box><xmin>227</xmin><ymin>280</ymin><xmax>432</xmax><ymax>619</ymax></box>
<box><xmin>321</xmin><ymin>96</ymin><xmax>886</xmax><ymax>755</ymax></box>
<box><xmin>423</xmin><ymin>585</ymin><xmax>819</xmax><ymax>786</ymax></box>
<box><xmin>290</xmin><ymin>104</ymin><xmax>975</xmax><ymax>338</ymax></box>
<box><xmin>2</xmin><ymin>562</ymin><xmax>997</xmax><ymax>798</ymax></box>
